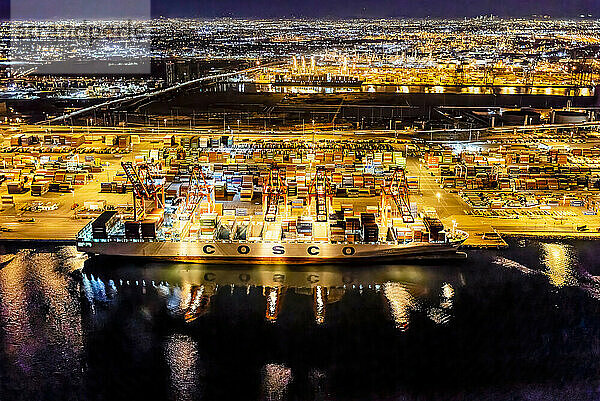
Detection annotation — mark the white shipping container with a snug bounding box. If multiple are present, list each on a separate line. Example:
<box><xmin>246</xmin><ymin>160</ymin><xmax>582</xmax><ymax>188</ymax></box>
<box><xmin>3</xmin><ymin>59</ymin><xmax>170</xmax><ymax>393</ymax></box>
<box><xmin>263</xmin><ymin>222</ymin><xmax>282</xmax><ymax>241</ymax></box>
<box><xmin>84</xmin><ymin>200</ymin><xmax>106</xmax><ymax>210</ymax></box>
<box><xmin>249</xmin><ymin>221</ymin><xmax>264</xmax><ymax>239</ymax></box>
<box><xmin>313</xmin><ymin>222</ymin><xmax>329</xmax><ymax>241</ymax></box>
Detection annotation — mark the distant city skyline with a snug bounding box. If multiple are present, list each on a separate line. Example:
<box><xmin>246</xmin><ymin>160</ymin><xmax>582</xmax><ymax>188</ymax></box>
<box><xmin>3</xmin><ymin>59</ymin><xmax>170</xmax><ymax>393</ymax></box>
<box><xmin>153</xmin><ymin>0</ymin><xmax>599</xmax><ymax>19</ymax></box>
<box><xmin>1</xmin><ymin>0</ymin><xmax>599</xmax><ymax>20</ymax></box>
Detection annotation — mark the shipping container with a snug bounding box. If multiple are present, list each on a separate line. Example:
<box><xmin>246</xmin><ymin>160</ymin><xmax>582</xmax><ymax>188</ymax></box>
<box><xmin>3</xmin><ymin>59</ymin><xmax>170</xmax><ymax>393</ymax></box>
<box><xmin>125</xmin><ymin>221</ymin><xmax>142</xmax><ymax>239</ymax></box>
<box><xmin>30</xmin><ymin>181</ymin><xmax>49</xmax><ymax>196</ymax></box>
<box><xmin>6</xmin><ymin>181</ymin><xmax>26</xmax><ymax>194</ymax></box>
<box><xmin>92</xmin><ymin>211</ymin><xmax>118</xmax><ymax>239</ymax></box>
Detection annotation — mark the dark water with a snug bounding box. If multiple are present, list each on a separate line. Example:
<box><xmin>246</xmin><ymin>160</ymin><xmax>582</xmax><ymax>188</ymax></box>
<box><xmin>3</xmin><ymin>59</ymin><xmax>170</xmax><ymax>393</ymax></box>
<box><xmin>1</xmin><ymin>241</ymin><xmax>600</xmax><ymax>400</ymax></box>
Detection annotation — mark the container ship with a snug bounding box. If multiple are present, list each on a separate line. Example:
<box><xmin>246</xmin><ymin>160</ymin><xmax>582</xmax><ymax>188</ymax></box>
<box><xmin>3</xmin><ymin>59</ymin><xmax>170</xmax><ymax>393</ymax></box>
<box><xmin>77</xmin><ymin>159</ymin><xmax>467</xmax><ymax>264</ymax></box>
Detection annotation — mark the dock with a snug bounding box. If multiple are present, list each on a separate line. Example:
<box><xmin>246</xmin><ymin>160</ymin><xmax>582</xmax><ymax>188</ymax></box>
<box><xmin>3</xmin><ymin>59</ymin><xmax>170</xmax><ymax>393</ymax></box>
<box><xmin>460</xmin><ymin>230</ymin><xmax>509</xmax><ymax>249</ymax></box>
<box><xmin>0</xmin><ymin>127</ymin><xmax>597</xmax><ymax>253</ymax></box>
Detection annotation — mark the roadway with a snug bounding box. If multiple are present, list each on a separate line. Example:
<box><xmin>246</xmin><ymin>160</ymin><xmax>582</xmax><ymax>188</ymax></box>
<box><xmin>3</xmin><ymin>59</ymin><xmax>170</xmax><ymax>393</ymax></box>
<box><xmin>45</xmin><ymin>62</ymin><xmax>283</xmax><ymax>125</ymax></box>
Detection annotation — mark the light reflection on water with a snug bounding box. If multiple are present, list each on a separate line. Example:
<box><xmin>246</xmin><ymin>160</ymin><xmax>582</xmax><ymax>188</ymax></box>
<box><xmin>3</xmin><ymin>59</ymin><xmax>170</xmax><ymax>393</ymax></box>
<box><xmin>164</xmin><ymin>333</ymin><xmax>201</xmax><ymax>401</ymax></box>
<box><xmin>382</xmin><ymin>282</ymin><xmax>415</xmax><ymax>330</ymax></box>
<box><xmin>0</xmin><ymin>248</ymin><xmax>84</xmax><ymax>399</ymax></box>
<box><xmin>540</xmin><ymin>242</ymin><xmax>577</xmax><ymax>287</ymax></box>
<box><xmin>2</xmin><ymin>242</ymin><xmax>600</xmax><ymax>400</ymax></box>
<box><xmin>265</xmin><ymin>287</ymin><xmax>281</xmax><ymax>323</ymax></box>
<box><xmin>80</xmin><ymin>264</ymin><xmax>456</xmax><ymax>329</ymax></box>
<box><xmin>260</xmin><ymin>363</ymin><xmax>292</xmax><ymax>401</ymax></box>
<box><xmin>314</xmin><ymin>286</ymin><xmax>325</xmax><ymax>325</ymax></box>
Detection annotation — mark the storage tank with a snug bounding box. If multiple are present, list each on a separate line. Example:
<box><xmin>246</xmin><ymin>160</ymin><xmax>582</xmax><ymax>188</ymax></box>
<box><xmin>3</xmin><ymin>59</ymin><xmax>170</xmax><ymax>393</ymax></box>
<box><xmin>553</xmin><ymin>110</ymin><xmax>589</xmax><ymax>124</ymax></box>
<box><xmin>501</xmin><ymin>109</ymin><xmax>541</xmax><ymax>126</ymax></box>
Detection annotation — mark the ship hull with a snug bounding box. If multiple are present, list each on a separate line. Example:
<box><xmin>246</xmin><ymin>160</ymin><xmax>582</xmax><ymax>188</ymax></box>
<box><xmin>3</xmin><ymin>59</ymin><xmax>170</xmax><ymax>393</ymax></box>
<box><xmin>77</xmin><ymin>240</ymin><xmax>465</xmax><ymax>264</ymax></box>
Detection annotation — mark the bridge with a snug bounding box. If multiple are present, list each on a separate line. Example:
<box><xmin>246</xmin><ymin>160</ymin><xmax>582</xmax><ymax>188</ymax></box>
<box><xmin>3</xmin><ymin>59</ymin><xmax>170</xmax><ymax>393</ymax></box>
<box><xmin>45</xmin><ymin>62</ymin><xmax>280</xmax><ymax>125</ymax></box>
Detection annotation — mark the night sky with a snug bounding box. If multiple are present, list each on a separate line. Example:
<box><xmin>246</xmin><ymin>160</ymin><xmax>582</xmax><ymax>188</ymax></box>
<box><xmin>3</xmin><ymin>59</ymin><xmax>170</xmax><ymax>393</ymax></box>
<box><xmin>0</xmin><ymin>0</ymin><xmax>598</xmax><ymax>19</ymax></box>
<box><xmin>152</xmin><ymin>0</ymin><xmax>600</xmax><ymax>18</ymax></box>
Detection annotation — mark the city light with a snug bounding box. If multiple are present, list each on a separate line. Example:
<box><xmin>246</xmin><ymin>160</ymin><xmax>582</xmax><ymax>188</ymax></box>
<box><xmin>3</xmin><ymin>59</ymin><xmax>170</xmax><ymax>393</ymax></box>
<box><xmin>0</xmin><ymin>9</ymin><xmax>599</xmax><ymax>401</ymax></box>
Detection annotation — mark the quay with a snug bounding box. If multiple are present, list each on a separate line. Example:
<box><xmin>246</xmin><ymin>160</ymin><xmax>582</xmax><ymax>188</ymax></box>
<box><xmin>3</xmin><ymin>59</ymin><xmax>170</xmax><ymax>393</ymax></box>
<box><xmin>0</xmin><ymin>125</ymin><xmax>597</xmax><ymax>253</ymax></box>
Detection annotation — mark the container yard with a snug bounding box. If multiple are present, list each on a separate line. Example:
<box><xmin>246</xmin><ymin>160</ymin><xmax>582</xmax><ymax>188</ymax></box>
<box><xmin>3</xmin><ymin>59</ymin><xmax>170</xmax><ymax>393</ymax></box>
<box><xmin>0</xmin><ymin>125</ymin><xmax>597</xmax><ymax>247</ymax></box>
<box><xmin>422</xmin><ymin>142</ymin><xmax>600</xmax><ymax>207</ymax></box>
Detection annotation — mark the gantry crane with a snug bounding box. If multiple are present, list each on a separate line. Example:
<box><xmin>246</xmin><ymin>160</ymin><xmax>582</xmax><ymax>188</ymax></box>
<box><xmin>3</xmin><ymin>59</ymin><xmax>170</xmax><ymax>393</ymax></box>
<box><xmin>381</xmin><ymin>168</ymin><xmax>414</xmax><ymax>225</ymax></box>
<box><xmin>179</xmin><ymin>165</ymin><xmax>215</xmax><ymax>238</ymax></box>
<box><xmin>185</xmin><ymin>165</ymin><xmax>214</xmax><ymax>214</ymax></box>
<box><xmin>121</xmin><ymin>161</ymin><xmax>165</xmax><ymax>220</ymax></box>
<box><xmin>308</xmin><ymin>166</ymin><xmax>333</xmax><ymax>222</ymax></box>
<box><xmin>263</xmin><ymin>165</ymin><xmax>286</xmax><ymax>222</ymax></box>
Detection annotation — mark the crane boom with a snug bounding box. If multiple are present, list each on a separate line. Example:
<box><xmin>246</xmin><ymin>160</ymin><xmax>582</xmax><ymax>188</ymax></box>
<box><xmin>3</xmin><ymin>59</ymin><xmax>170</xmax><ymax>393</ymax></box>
<box><xmin>121</xmin><ymin>161</ymin><xmax>165</xmax><ymax>220</ymax></box>
<box><xmin>264</xmin><ymin>166</ymin><xmax>285</xmax><ymax>222</ymax></box>
<box><xmin>122</xmin><ymin>161</ymin><xmax>151</xmax><ymax>199</ymax></box>
<box><xmin>311</xmin><ymin>167</ymin><xmax>331</xmax><ymax>222</ymax></box>
<box><xmin>384</xmin><ymin>168</ymin><xmax>414</xmax><ymax>223</ymax></box>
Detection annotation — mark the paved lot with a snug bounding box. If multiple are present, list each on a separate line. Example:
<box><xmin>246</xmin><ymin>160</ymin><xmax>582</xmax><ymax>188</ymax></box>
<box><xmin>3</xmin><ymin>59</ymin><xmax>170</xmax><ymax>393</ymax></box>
<box><xmin>0</xmin><ymin>144</ymin><xmax>133</xmax><ymax>241</ymax></box>
<box><xmin>405</xmin><ymin>156</ymin><xmax>600</xmax><ymax>238</ymax></box>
